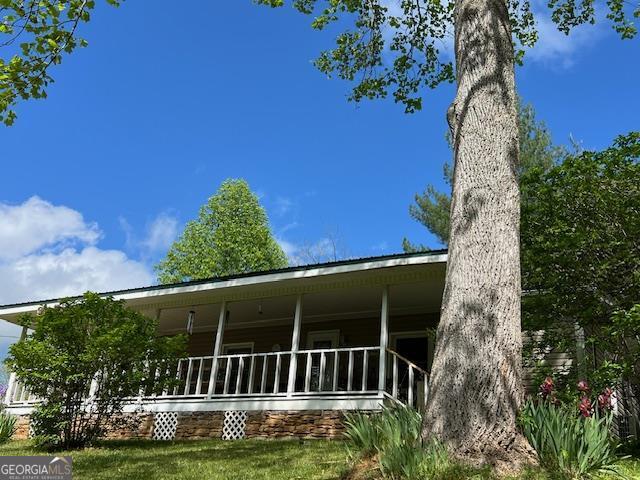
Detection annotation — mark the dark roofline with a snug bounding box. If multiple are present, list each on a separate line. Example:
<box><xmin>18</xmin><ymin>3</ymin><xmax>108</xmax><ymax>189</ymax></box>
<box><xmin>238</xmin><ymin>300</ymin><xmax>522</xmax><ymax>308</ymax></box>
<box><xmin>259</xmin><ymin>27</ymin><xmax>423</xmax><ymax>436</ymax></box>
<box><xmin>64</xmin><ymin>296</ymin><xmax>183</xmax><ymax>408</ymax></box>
<box><xmin>0</xmin><ymin>249</ymin><xmax>448</xmax><ymax>310</ymax></box>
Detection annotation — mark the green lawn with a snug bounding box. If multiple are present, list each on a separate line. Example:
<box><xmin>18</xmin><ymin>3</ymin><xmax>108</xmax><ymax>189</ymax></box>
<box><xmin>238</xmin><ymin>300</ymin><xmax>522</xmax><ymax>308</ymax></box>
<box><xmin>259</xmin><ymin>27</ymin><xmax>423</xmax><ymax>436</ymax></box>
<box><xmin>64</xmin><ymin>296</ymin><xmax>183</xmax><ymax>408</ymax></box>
<box><xmin>1</xmin><ymin>439</ymin><xmax>639</xmax><ymax>479</ymax></box>
<box><xmin>0</xmin><ymin>439</ymin><xmax>348</xmax><ymax>480</ymax></box>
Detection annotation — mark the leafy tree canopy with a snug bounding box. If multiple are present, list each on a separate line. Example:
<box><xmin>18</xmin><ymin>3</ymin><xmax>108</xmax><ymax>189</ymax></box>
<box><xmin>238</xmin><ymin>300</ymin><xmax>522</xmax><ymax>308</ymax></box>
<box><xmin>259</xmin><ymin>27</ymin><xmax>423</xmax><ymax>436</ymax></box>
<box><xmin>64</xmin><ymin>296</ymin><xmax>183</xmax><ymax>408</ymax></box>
<box><xmin>258</xmin><ymin>0</ymin><xmax>638</xmax><ymax>113</ymax></box>
<box><xmin>521</xmin><ymin>132</ymin><xmax>639</xmax><ymax>392</ymax></box>
<box><xmin>522</xmin><ymin>132</ymin><xmax>639</xmax><ymax>329</ymax></box>
<box><xmin>156</xmin><ymin>179</ymin><xmax>288</xmax><ymax>284</ymax></box>
<box><xmin>6</xmin><ymin>292</ymin><xmax>185</xmax><ymax>449</ymax></box>
<box><xmin>0</xmin><ymin>0</ymin><xmax>120</xmax><ymax>126</ymax></box>
<box><xmin>403</xmin><ymin>101</ymin><xmax>567</xmax><ymax>250</ymax></box>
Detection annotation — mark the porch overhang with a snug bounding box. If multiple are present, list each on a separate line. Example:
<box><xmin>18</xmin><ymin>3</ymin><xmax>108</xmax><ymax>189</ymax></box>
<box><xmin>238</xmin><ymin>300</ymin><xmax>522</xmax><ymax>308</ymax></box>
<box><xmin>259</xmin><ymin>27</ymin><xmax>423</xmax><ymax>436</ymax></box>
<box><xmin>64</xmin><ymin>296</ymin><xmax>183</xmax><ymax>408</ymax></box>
<box><xmin>0</xmin><ymin>250</ymin><xmax>447</xmax><ymax>325</ymax></box>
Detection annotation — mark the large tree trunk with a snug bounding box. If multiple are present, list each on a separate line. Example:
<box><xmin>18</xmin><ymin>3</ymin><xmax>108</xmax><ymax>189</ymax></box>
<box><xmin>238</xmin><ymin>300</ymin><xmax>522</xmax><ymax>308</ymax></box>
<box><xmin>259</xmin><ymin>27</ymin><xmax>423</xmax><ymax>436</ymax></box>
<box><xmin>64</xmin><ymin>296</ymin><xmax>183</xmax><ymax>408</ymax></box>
<box><xmin>422</xmin><ymin>0</ymin><xmax>532</xmax><ymax>469</ymax></box>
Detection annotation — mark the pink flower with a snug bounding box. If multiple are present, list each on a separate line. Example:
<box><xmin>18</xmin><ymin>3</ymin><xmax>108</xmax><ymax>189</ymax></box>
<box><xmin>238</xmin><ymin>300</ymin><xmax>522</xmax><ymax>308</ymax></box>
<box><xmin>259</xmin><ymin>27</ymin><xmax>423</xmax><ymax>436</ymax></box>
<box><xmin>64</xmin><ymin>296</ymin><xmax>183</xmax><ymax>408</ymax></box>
<box><xmin>598</xmin><ymin>388</ymin><xmax>613</xmax><ymax>411</ymax></box>
<box><xmin>579</xmin><ymin>396</ymin><xmax>592</xmax><ymax>418</ymax></box>
<box><xmin>577</xmin><ymin>380</ymin><xmax>590</xmax><ymax>393</ymax></box>
<box><xmin>539</xmin><ymin>377</ymin><xmax>554</xmax><ymax>399</ymax></box>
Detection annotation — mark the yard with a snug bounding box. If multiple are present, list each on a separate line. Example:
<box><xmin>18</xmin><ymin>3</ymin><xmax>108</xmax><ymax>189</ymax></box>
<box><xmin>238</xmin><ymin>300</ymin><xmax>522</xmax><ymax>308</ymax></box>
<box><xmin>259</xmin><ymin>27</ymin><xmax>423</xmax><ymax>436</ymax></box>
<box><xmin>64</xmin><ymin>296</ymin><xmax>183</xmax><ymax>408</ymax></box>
<box><xmin>1</xmin><ymin>439</ymin><xmax>640</xmax><ymax>480</ymax></box>
<box><xmin>0</xmin><ymin>439</ymin><xmax>348</xmax><ymax>480</ymax></box>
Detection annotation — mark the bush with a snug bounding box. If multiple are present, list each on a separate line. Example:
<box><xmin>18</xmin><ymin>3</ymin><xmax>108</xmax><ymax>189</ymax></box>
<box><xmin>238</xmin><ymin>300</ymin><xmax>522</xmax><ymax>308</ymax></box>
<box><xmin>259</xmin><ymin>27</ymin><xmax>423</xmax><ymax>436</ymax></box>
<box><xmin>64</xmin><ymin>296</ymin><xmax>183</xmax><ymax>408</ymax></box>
<box><xmin>6</xmin><ymin>293</ymin><xmax>186</xmax><ymax>449</ymax></box>
<box><xmin>521</xmin><ymin>378</ymin><xmax>625</xmax><ymax>479</ymax></box>
<box><xmin>0</xmin><ymin>413</ymin><xmax>16</xmax><ymax>443</ymax></box>
<box><xmin>343</xmin><ymin>411</ymin><xmax>382</xmax><ymax>459</ymax></box>
<box><xmin>344</xmin><ymin>405</ymin><xmax>458</xmax><ymax>479</ymax></box>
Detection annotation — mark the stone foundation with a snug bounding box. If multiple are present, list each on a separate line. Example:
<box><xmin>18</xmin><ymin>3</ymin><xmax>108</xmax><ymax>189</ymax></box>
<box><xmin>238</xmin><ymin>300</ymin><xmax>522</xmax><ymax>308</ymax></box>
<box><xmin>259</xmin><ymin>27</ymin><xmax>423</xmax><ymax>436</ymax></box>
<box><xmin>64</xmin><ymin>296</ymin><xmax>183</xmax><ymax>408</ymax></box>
<box><xmin>11</xmin><ymin>410</ymin><xmax>351</xmax><ymax>440</ymax></box>
<box><xmin>175</xmin><ymin>412</ymin><xmax>225</xmax><ymax>439</ymax></box>
<box><xmin>245</xmin><ymin>410</ymin><xmax>346</xmax><ymax>438</ymax></box>
<box><xmin>12</xmin><ymin>415</ymin><xmax>30</xmax><ymax>440</ymax></box>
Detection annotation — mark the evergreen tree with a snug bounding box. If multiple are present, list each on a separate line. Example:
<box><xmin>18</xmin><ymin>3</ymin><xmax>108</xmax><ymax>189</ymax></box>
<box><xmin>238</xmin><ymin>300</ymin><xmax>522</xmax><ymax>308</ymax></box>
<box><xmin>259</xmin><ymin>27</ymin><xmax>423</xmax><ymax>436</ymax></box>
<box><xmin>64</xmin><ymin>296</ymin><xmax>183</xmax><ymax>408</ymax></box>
<box><xmin>403</xmin><ymin>102</ymin><xmax>566</xmax><ymax>250</ymax></box>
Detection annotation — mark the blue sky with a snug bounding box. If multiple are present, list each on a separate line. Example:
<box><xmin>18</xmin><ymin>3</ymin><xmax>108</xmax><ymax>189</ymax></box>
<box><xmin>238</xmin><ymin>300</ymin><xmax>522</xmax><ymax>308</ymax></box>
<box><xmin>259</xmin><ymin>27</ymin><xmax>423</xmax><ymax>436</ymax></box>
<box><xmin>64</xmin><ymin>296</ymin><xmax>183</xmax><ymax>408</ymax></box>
<box><xmin>0</xmin><ymin>0</ymin><xmax>638</xmax><ymax>328</ymax></box>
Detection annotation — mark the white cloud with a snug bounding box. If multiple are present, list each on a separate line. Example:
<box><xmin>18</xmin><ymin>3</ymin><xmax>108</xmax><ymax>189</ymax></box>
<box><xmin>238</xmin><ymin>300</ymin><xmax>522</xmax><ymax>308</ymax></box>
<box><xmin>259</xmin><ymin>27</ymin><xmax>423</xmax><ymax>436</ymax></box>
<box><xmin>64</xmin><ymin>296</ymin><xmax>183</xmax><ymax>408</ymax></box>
<box><xmin>526</xmin><ymin>13</ymin><xmax>604</xmax><ymax>68</ymax></box>
<box><xmin>276</xmin><ymin>238</ymin><xmax>298</xmax><ymax>261</ymax></box>
<box><xmin>0</xmin><ymin>247</ymin><xmax>153</xmax><ymax>305</ymax></box>
<box><xmin>120</xmin><ymin>212</ymin><xmax>179</xmax><ymax>257</ymax></box>
<box><xmin>274</xmin><ymin>196</ymin><xmax>294</xmax><ymax>217</ymax></box>
<box><xmin>0</xmin><ymin>198</ymin><xmax>154</xmax><ymax>306</ymax></box>
<box><xmin>0</xmin><ymin>198</ymin><xmax>157</xmax><ymax>362</ymax></box>
<box><xmin>0</xmin><ymin>196</ymin><xmax>100</xmax><ymax>261</ymax></box>
<box><xmin>378</xmin><ymin>0</ymin><xmax>603</xmax><ymax>70</ymax></box>
<box><xmin>141</xmin><ymin>213</ymin><xmax>179</xmax><ymax>253</ymax></box>
<box><xmin>278</xmin><ymin>237</ymin><xmax>346</xmax><ymax>266</ymax></box>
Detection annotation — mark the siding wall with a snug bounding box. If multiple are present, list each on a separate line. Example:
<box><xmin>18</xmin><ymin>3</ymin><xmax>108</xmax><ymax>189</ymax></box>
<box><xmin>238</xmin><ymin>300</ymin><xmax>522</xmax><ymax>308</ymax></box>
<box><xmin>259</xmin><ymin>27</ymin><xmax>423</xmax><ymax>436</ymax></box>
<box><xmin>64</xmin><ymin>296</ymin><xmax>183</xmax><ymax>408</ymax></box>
<box><xmin>187</xmin><ymin>312</ymin><xmax>440</xmax><ymax>357</ymax></box>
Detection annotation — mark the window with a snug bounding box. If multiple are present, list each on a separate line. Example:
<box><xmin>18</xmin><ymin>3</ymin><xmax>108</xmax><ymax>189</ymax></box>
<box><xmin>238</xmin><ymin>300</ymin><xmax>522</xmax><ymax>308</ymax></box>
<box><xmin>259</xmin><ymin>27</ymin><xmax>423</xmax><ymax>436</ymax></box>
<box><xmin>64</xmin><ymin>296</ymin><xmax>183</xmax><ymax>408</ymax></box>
<box><xmin>222</xmin><ymin>342</ymin><xmax>254</xmax><ymax>355</ymax></box>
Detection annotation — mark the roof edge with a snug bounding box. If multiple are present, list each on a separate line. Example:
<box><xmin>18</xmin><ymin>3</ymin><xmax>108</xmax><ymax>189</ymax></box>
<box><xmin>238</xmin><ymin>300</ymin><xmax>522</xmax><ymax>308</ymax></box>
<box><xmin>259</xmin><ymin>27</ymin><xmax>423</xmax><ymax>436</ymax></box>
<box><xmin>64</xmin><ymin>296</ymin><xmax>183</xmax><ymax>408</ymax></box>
<box><xmin>0</xmin><ymin>250</ymin><xmax>448</xmax><ymax>312</ymax></box>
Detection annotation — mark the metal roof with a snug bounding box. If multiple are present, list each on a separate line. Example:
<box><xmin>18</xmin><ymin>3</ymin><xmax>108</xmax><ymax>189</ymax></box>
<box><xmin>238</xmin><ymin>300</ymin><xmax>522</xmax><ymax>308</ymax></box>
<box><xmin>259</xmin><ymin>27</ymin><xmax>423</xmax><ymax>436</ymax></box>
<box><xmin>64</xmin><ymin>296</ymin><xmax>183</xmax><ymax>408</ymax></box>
<box><xmin>0</xmin><ymin>249</ymin><xmax>448</xmax><ymax>310</ymax></box>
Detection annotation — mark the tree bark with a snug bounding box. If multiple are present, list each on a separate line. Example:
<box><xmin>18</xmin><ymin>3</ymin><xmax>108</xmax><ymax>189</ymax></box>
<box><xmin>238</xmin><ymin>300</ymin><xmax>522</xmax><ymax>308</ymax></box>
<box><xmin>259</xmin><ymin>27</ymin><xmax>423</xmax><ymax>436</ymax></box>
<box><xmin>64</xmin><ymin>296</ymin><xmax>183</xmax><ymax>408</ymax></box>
<box><xmin>422</xmin><ymin>0</ymin><xmax>533</xmax><ymax>469</ymax></box>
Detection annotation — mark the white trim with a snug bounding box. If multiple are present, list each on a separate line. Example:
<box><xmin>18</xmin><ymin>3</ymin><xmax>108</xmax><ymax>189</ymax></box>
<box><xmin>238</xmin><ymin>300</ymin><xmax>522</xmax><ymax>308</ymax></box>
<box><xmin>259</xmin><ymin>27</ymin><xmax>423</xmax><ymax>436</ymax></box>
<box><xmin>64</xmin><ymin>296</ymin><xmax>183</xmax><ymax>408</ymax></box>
<box><xmin>287</xmin><ymin>294</ymin><xmax>303</xmax><ymax>395</ymax></box>
<box><xmin>379</xmin><ymin>286</ymin><xmax>389</xmax><ymax>390</ymax></box>
<box><xmin>222</xmin><ymin>342</ymin><xmax>255</xmax><ymax>354</ymax></box>
<box><xmin>4</xmin><ymin>395</ymin><xmax>386</xmax><ymax>415</ymax></box>
<box><xmin>306</xmin><ymin>330</ymin><xmax>340</xmax><ymax>349</ymax></box>
<box><xmin>0</xmin><ymin>253</ymin><xmax>447</xmax><ymax>319</ymax></box>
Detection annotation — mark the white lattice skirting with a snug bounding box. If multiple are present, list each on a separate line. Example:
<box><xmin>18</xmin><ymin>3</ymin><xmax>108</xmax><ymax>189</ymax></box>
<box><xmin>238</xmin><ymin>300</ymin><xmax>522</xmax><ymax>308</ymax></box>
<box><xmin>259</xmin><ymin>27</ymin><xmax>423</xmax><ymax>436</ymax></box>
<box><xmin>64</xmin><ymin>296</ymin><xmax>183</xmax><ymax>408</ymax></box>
<box><xmin>153</xmin><ymin>412</ymin><xmax>178</xmax><ymax>440</ymax></box>
<box><xmin>222</xmin><ymin>411</ymin><xmax>248</xmax><ymax>440</ymax></box>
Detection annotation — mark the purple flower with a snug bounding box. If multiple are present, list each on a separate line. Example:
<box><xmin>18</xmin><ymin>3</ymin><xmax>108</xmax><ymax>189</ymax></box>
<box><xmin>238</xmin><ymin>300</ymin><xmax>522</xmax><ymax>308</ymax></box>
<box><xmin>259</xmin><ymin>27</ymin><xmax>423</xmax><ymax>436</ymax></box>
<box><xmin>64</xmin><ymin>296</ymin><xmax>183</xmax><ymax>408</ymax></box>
<box><xmin>0</xmin><ymin>384</ymin><xmax>6</xmax><ymax>398</ymax></box>
<box><xmin>598</xmin><ymin>388</ymin><xmax>613</xmax><ymax>411</ymax></box>
<box><xmin>579</xmin><ymin>396</ymin><xmax>592</xmax><ymax>418</ymax></box>
<box><xmin>539</xmin><ymin>377</ymin><xmax>554</xmax><ymax>399</ymax></box>
<box><xmin>577</xmin><ymin>380</ymin><xmax>590</xmax><ymax>393</ymax></box>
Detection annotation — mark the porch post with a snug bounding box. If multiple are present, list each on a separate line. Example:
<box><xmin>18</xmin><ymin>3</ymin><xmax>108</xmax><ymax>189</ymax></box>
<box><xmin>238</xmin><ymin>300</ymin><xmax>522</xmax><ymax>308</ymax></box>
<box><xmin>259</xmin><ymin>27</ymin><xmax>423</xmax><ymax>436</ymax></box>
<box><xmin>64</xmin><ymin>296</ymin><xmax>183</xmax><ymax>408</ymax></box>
<box><xmin>5</xmin><ymin>325</ymin><xmax>28</xmax><ymax>405</ymax></box>
<box><xmin>287</xmin><ymin>294</ymin><xmax>303</xmax><ymax>396</ymax></box>
<box><xmin>207</xmin><ymin>301</ymin><xmax>227</xmax><ymax>398</ymax></box>
<box><xmin>378</xmin><ymin>286</ymin><xmax>389</xmax><ymax>392</ymax></box>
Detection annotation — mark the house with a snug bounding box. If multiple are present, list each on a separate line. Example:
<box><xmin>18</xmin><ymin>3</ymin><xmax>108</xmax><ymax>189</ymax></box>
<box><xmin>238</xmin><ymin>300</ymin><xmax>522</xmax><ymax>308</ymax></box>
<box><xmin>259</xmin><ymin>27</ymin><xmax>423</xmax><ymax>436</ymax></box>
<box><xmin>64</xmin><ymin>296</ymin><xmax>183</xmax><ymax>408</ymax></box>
<box><xmin>0</xmin><ymin>251</ymin><xmax>446</xmax><ymax>440</ymax></box>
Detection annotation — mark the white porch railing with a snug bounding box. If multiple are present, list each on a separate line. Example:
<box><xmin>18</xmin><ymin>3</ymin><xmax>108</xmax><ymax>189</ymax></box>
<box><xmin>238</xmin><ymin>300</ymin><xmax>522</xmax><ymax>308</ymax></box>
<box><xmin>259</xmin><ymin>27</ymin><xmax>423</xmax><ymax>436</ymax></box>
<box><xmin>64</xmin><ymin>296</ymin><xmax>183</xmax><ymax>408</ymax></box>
<box><xmin>4</xmin><ymin>347</ymin><xmax>428</xmax><ymax>409</ymax></box>
<box><xmin>384</xmin><ymin>348</ymin><xmax>429</xmax><ymax>409</ymax></box>
<box><xmin>144</xmin><ymin>347</ymin><xmax>382</xmax><ymax>399</ymax></box>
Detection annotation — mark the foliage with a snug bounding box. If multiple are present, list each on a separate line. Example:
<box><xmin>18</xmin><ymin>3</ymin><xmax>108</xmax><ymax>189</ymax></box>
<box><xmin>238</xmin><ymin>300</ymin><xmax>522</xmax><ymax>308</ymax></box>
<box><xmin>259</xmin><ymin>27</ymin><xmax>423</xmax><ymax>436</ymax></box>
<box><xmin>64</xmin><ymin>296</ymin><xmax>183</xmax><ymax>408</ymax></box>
<box><xmin>156</xmin><ymin>179</ymin><xmax>288</xmax><ymax>284</ymax></box>
<box><xmin>521</xmin><ymin>400</ymin><xmax>622</xmax><ymax>479</ymax></box>
<box><xmin>594</xmin><ymin>305</ymin><xmax>640</xmax><ymax>392</ymax></box>
<box><xmin>5</xmin><ymin>292</ymin><xmax>186</xmax><ymax>449</ymax></box>
<box><xmin>403</xmin><ymin>101</ymin><xmax>567</xmax><ymax>249</ymax></box>
<box><xmin>1</xmin><ymin>437</ymin><xmax>638</xmax><ymax>479</ymax></box>
<box><xmin>522</xmin><ymin>132</ymin><xmax>640</xmax><ymax>392</ymax></box>
<box><xmin>343</xmin><ymin>410</ymin><xmax>382</xmax><ymax>458</ymax></box>
<box><xmin>520</xmin><ymin>377</ymin><xmax>623</xmax><ymax>479</ymax></box>
<box><xmin>257</xmin><ymin>1</ymin><xmax>637</xmax><ymax>114</ymax></box>
<box><xmin>0</xmin><ymin>0</ymin><xmax>120</xmax><ymax>126</ymax></box>
<box><xmin>344</xmin><ymin>405</ymin><xmax>473</xmax><ymax>479</ymax></box>
<box><xmin>0</xmin><ymin>413</ymin><xmax>16</xmax><ymax>444</ymax></box>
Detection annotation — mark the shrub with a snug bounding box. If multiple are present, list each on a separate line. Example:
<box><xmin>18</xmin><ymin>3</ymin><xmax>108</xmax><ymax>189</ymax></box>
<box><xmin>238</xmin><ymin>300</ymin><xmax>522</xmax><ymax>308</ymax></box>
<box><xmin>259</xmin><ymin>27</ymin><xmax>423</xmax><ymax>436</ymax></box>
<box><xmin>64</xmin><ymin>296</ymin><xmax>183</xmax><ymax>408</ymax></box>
<box><xmin>343</xmin><ymin>411</ymin><xmax>382</xmax><ymax>459</ymax></box>
<box><xmin>0</xmin><ymin>413</ymin><xmax>16</xmax><ymax>443</ymax></box>
<box><xmin>344</xmin><ymin>405</ymin><xmax>458</xmax><ymax>479</ymax></box>
<box><xmin>521</xmin><ymin>377</ymin><xmax>625</xmax><ymax>479</ymax></box>
<box><xmin>6</xmin><ymin>293</ymin><xmax>186</xmax><ymax>449</ymax></box>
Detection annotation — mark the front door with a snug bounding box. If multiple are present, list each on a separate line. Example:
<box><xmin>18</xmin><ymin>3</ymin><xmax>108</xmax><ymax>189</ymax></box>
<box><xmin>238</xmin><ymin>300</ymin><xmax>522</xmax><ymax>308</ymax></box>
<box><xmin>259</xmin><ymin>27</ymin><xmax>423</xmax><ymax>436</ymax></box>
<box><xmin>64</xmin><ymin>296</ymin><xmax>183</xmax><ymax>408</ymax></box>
<box><xmin>394</xmin><ymin>336</ymin><xmax>429</xmax><ymax>372</ymax></box>
<box><xmin>392</xmin><ymin>334</ymin><xmax>429</xmax><ymax>406</ymax></box>
<box><xmin>306</xmin><ymin>331</ymin><xmax>339</xmax><ymax>391</ymax></box>
<box><xmin>222</xmin><ymin>343</ymin><xmax>254</xmax><ymax>394</ymax></box>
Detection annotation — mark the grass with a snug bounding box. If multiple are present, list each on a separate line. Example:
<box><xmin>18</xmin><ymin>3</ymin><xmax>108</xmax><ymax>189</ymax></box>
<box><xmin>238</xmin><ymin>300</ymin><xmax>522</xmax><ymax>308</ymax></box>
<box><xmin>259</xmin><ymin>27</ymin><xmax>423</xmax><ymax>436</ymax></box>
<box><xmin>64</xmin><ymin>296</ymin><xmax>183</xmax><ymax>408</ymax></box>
<box><xmin>0</xmin><ymin>439</ymin><xmax>348</xmax><ymax>480</ymax></box>
<box><xmin>0</xmin><ymin>439</ymin><xmax>638</xmax><ymax>479</ymax></box>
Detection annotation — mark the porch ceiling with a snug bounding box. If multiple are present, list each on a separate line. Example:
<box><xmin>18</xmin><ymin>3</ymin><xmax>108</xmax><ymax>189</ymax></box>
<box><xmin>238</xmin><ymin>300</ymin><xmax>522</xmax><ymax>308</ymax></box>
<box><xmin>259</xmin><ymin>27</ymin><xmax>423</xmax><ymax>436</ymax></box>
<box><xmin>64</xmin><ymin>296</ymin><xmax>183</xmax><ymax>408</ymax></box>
<box><xmin>0</xmin><ymin>252</ymin><xmax>446</xmax><ymax>326</ymax></box>
<box><xmin>157</xmin><ymin>280</ymin><xmax>443</xmax><ymax>335</ymax></box>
